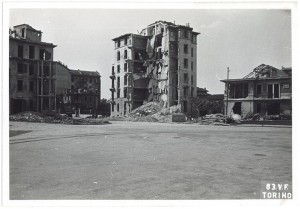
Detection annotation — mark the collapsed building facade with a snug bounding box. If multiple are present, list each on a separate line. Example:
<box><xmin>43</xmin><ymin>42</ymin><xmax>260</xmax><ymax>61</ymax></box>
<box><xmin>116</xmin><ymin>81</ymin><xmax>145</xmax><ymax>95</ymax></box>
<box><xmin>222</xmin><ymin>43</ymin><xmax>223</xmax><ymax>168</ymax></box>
<box><xmin>9</xmin><ymin>24</ymin><xmax>101</xmax><ymax>115</ymax></box>
<box><xmin>110</xmin><ymin>21</ymin><xmax>200</xmax><ymax>117</ymax></box>
<box><xmin>221</xmin><ymin>64</ymin><xmax>292</xmax><ymax>117</ymax></box>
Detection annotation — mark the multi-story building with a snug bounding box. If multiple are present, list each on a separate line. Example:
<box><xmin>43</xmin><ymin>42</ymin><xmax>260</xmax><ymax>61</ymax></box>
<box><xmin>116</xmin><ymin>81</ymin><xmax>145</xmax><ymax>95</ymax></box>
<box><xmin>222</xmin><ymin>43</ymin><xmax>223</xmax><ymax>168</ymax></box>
<box><xmin>67</xmin><ymin>69</ymin><xmax>101</xmax><ymax>114</ymax></box>
<box><xmin>9</xmin><ymin>24</ymin><xmax>57</xmax><ymax>114</ymax></box>
<box><xmin>110</xmin><ymin>21</ymin><xmax>200</xmax><ymax>117</ymax></box>
<box><xmin>221</xmin><ymin>64</ymin><xmax>292</xmax><ymax>117</ymax></box>
<box><xmin>9</xmin><ymin>24</ymin><xmax>101</xmax><ymax>115</ymax></box>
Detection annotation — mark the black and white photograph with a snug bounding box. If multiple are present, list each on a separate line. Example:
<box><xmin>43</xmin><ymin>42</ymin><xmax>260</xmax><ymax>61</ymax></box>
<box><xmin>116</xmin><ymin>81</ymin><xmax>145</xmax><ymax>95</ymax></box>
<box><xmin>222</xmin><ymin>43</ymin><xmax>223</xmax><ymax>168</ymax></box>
<box><xmin>1</xmin><ymin>0</ymin><xmax>299</xmax><ymax>208</ymax></box>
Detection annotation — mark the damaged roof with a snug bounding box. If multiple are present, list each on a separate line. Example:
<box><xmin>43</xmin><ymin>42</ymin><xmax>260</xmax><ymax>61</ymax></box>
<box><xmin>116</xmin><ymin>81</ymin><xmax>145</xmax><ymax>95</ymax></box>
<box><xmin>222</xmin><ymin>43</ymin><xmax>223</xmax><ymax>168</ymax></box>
<box><xmin>13</xmin><ymin>24</ymin><xmax>42</xmax><ymax>33</ymax></box>
<box><xmin>69</xmin><ymin>69</ymin><xmax>101</xmax><ymax>77</ymax></box>
<box><xmin>220</xmin><ymin>64</ymin><xmax>292</xmax><ymax>83</ymax></box>
<box><xmin>147</xmin><ymin>20</ymin><xmax>176</xmax><ymax>27</ymax></box>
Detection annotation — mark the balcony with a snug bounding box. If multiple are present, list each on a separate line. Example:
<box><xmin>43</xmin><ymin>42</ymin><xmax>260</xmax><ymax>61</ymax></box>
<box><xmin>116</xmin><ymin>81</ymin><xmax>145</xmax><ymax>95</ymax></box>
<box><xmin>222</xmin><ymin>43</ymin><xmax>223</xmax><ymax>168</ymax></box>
<box><xmin>110</xmin><ymin>87</ymin><xmax>116</xmax><ymax>92</ymax></box>
<box><xmin>110</xmin><ymin>74</ymin><xmax>116</xmax><ymax>79</ymax></box>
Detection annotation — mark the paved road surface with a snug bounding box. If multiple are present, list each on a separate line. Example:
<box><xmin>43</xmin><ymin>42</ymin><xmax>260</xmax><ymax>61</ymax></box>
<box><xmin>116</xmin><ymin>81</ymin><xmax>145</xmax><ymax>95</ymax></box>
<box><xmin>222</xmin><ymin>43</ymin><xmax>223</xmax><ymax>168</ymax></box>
<box><xmin>9</xmin><ymin>121</ymin><xmax>292</xmax><ymax>199</ymax></box>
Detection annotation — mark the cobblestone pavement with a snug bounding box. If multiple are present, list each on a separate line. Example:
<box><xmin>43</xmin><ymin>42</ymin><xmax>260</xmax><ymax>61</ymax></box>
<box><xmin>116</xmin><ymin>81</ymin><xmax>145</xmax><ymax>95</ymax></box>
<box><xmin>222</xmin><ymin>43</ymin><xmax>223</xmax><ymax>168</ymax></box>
<box><xmin>9</xmin><ymin>121</ymin><xmax>292</xmax><ymax>199</ymax></box>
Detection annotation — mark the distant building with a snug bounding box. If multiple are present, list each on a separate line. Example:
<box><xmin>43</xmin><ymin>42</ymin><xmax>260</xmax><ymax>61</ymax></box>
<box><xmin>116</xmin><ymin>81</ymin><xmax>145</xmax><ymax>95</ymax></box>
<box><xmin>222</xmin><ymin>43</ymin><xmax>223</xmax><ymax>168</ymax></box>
<box><xmin>68</xmin><ymin>69</ymin><xmax>101</xmax><ymax>114</ymax></box>
<box><xmin>110</xmin><ymin>20</ymin><xmax>200</xmax><ymax>117</ymax></box>
<box><xmin>221</xmin><ymin>64</ymin><xmax>292</xmax><ymax>117</ymax></box>
<box><xmin>196</xmin><ymin>87</ymin><xmax>224</xmax><ymax>116</ymax></box>
<box><xmin>9</xmin><ymin>24</ymin><xmax>101</xmax><ymax>115</ymax></box>
<box><xmin>197</xmin><ymin>87</ymin><xmax>210</xmax><ymax>99</ymax></box>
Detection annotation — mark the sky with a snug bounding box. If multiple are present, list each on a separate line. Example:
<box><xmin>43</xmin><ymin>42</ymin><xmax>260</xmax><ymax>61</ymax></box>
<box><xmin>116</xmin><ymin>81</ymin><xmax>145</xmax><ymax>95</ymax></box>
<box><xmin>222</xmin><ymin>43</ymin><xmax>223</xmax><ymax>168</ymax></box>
<box><xmin>9</xmin><ymin>9</ymin><xmax>292</xmax><ymax>99</ymax></box>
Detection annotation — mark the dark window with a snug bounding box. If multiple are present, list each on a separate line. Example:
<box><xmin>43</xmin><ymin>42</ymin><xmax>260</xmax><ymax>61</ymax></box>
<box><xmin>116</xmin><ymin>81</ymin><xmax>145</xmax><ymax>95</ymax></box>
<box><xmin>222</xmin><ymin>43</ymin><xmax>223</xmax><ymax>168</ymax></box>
<box><xmin>112</xmin><ymin>66</ymin><xmax>115</xmax><ymax>74</ymax></box>
<box><xmin>274</xmin><ymin>84</ymin><xmax>279</xmax><ymax>98</ymax></box>
<box><xmin>268</xmin><ymin>84</ymin><xmax>273</xmax><ymax>98</ymax></box>
<box><xmin>117</xmin><ymin>51</ymin><xmax>120</xmax><ymax>61</ymax></box>
<box><xmin>117</xmin><ymin>103</ymin><xmax>119</xmax><ymax>111</ymax></box>
<box><xmin>21</xmin><ymin>28</ymin><xmax>25</xmax><ymax>37</ymax></box>
<box><xmin>191</xmin><ymin>62</ymin><xmax>194</xmax><ymax>71</ymax></box>
<box><xmin>29</xmin><ymin>64</ymin><xmax>34</xmax><ymax>75</ymax></box>
<box><xmin>184</xmin><ymin>58</ymin><xmax>188</xmax><ymax>68</ymax></box>
<box><xmin>29</xmin><ymin>81</ymin><xmax>34</xmax><ymax>92</ymax></box>
<box><xmin>184</xmin><ymin>87</ymin><xmax>188</xmax><ymax>97</ymax></box>
<box><xmin>191</xmin><ymin>48</ymin><xmax>194</xmax><ymax>57</ymax></box>
<box><xmin>43</xmin><ymin>66</ymin><xmax>50</xmax><ymax>76</ymax></box>
<box><xmin>71</xmin><ymin>76</ymin><xmax>74</xmax><ymax>82</ymax></box>
<box><xmin>184</xmin><ymin>44</ymin><xmax>188</xmax><ymax>54</ymax></box>
<box><xmin>191</xmin><ymin>75</ymin><xmax>194</xmax><ymax>85</ymax></box>
<box><xmin>124</xmin><ymin>38</ymin><xmax>127</xmax><ymax>45</ymax></box>
<box><xmin>117</xmin><ymin>90</ymin><xmax>120</xmax><ymax>98</ymax></box>
<box><xmin>124</xmin><ymin>88</ymin><xmax>127</xmax><ymax>98</ymax></box>
<box><xmin>232</xmin><ymin>102</ymin><xmax>242</xmax><ymax>115</ymax></box>
<box><xmin>17</xmin><ymin>80</ymin><xmax>23</xmax><ymax>91</ymax></box>
<box><xmin>174</xmin><ymin>73</ymin><xmax>178</xmax><ymax>86</ymax></box>
<box><xmin>29</xmin><ymin>45</ymin><xmax>35</xmax><ymax>59</ymax></box>
<box><xmin>117</xmin><ymin>65</ymin><xmax>120</xmax><ymax>73</ymax></box>
<box><xmin>112</xmin><ymin>104</ymin><xmax>114</xmax><ymax>112</ymax></box>
<box><xmin>117</xmin><ymin>77</ymin><xmax>120</xmax><ymax>88</ymax></box>
<box><xmin>39</xmin><ymin>49</ymin><xmax>51</xmax><ymax>60</ymax></box>
<box><xmin>124</xmin><ymin>75</ymin><xmax>127</xmax><ymax>85</ymax></box>
<box><xmin>17</xmin><ymin>63</ymin><xmax>23</xmax><ymax>73</ymax></box>
<box><xmin>124</xmin><ymin>63</ymin><xmax>127</xmax><ymax>72</ymax></box>
<box><xmin>18</xmin><ymin>45</ymin><xmax>23</xmax><ymax>58</ymax></box>
<box><xmin>117</xmin><ymin>40</ymin><xmax>121</xmax><ymax>47</ymax></box>
<box><xmin>184</xmin><ymin>73</ymin><xmax>188</xmax><ymax>83</ymax></box>
<box><xmin>256</xmin><ymin>103</ymin><xmax>261</xmax><ymax>113</ymax></box>
<box><xmin>191</xmin><ymin>87</ymin><xmax>194</xmax><ymax>97</ymax></box>
<box><xmin>124</xmin><ymin>50</ymin><xmax>127</xmax><ymax>59</ymax></box>
<box><xmin>184</xmin><ymin>31</ymin><xmax>189</xmax><ymax>39</ymax></box>
<box><xmin>256</xmin><ymin>85</ymin><xmax>262</xmax><ymax>95</ymax></box>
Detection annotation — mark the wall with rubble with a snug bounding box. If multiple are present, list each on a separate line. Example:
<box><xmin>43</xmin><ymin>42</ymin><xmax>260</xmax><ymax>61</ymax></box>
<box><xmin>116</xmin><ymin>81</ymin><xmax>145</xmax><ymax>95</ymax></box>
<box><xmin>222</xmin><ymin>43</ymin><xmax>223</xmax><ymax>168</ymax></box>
<box><xmin>111</xmin><ymin>22</ymin><xmax>199</xmax><ymax>117</ymax></box>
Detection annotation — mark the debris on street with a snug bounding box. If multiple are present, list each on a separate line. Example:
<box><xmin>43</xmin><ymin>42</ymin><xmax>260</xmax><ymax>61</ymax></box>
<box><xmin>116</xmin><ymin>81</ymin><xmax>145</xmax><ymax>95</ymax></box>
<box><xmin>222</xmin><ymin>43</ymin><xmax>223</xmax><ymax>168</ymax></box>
<box><xmin>9</xmin><ymin>111</ymin><xmax>110</xmax><ymax>125</ymax></box>
<box><xmin>126</xmin><ymin>102</ymin><xmax>181</xmax><ymax>123</ymax></box>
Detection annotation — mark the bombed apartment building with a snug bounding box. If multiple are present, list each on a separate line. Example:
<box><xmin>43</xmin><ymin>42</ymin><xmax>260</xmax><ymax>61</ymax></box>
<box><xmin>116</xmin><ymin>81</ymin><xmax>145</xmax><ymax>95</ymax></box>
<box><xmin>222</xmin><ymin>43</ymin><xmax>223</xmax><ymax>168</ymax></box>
<box><xmin>50</xmin><ymin>62</ymin><xmax>101</xmax><ymax>115</ymax></box>
<box><xmin>221</xmin><ymin>64</ymin><xmax>292</xmax><ymax>117</ymax></box>
<box><xmin>9</xmin><ymin>24</ymin><xmax>102</xmax><ymax>115</ymax></box>
<box><xmin>9</xmin><ymin>24</ymin><xmax>57</xmax><ymax>114</ymax></box>
<box><xmin>110</xmin><ymin>21</ymin><xmax>200</xmax><ymax>117</ymax></box>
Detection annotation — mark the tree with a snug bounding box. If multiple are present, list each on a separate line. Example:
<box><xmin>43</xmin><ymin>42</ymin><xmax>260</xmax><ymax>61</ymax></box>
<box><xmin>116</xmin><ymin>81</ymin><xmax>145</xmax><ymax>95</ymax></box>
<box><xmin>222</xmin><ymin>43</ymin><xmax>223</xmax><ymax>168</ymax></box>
<box><xmin>97</xmin><ymin>99</ymin><xmax>111</xmax><ymax>117</ymax></box>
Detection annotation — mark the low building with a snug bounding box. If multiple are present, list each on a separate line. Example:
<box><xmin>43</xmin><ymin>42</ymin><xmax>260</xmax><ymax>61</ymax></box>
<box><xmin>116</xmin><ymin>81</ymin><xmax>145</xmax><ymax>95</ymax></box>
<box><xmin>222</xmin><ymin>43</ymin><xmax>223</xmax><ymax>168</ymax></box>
<box><xmin>221</xmin><ymin>64</ymin><xmax>292</xmax><ymax>117</ymax></box>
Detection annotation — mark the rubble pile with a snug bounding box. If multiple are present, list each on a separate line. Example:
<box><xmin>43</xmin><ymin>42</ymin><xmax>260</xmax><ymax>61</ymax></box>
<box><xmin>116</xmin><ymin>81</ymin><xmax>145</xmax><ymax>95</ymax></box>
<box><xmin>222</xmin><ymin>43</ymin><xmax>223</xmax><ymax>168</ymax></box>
<box><xmin>10</xmin><ymin>112</ymin><xmax>46</xmax><ymax>123</ymax></box>
<box><xmin>130</xmin><ymin>102</ymin><xmax>164</xmax><ymax>117</ymax></box>
<box><xmin>10</xmin><ymin>111</ymin><xmax>109</xmax><ymax>125</ymax></box>
<box><xmin>199</xmin><ymin>113</ymin><xmax>240</xmax><ymax>125</ymax></box>
<box><xmin>127</xmin><ymin>102</ymin><xmax>181</xmax><ymax>123</ymax></box>
<box><xmin>201</xmin><ymin>114</ymin><xmax>225</xmax><ymax>124</ymax></box>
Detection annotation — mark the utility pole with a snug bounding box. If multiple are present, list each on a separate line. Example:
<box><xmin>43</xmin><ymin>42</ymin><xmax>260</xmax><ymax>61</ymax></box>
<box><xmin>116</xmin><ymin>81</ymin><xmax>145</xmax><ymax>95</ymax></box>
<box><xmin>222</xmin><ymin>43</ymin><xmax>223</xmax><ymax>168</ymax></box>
<box><xmin>225</xmin><ymin>67</ymin><xmax>230</xmax><ymax>123</ymax></box>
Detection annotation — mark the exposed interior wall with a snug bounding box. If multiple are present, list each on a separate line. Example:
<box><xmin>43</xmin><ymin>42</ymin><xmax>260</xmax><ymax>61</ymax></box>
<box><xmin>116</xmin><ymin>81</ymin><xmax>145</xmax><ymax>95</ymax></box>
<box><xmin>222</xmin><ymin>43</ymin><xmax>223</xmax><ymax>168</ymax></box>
<box><xmin>110</xmin><ymin>22</ymin><xmax>199</xmax><ymax>117</ymax></box>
